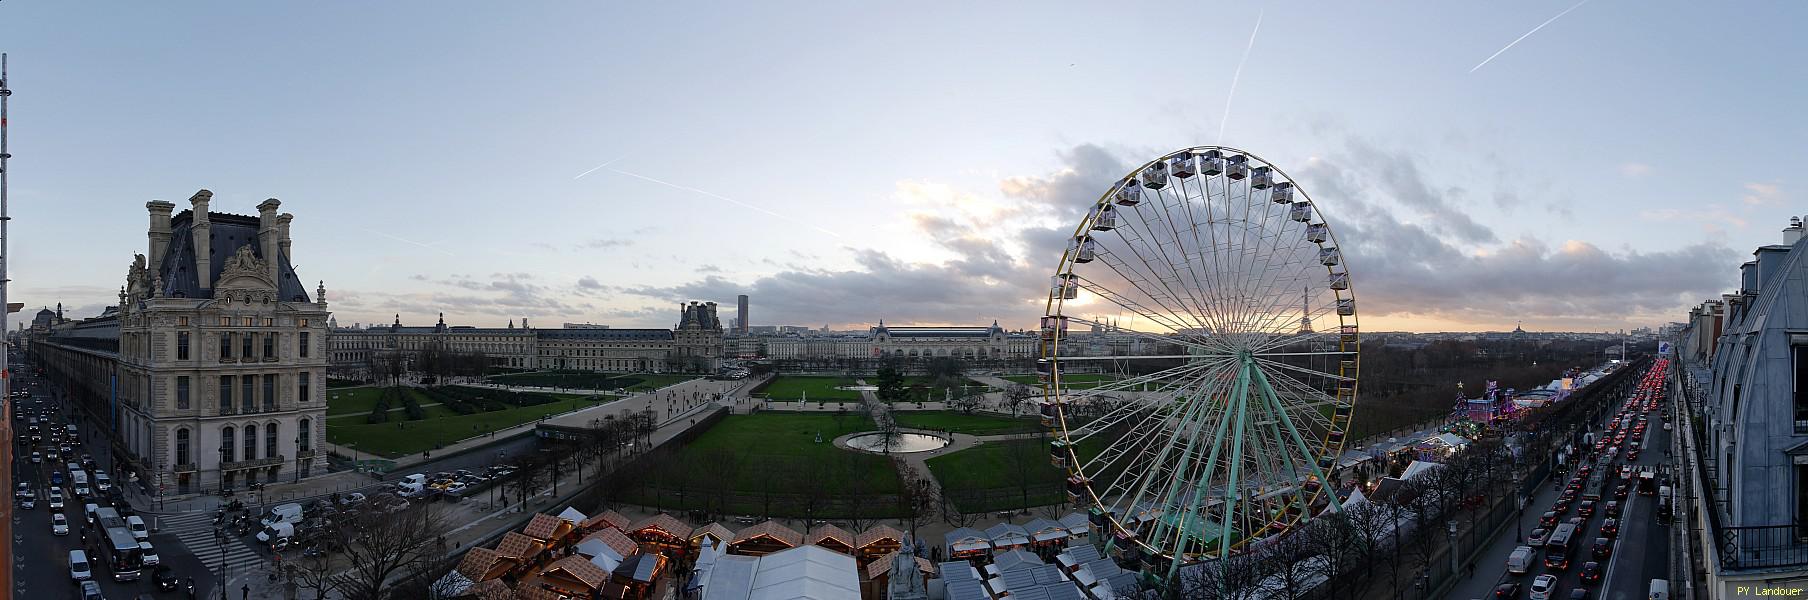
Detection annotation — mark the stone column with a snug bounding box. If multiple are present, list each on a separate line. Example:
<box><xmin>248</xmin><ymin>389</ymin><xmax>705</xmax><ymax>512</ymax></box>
<box><xmin>257</xmin><ymin>199</ymin><xmax>282</xmax><ymax>288</ymax></box>
<box><xmin>146</xmin><ymin>200</ymin><xmax>175</xmax><ymax>274</ymax></box>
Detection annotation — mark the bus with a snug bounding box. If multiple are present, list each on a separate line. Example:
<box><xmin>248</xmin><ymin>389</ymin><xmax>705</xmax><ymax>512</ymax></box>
<box><xmin>1545</xmin><ymin>523</ymin><xmax>1579</xmax><ymax>569</ymax></box>
<box><xmin>92</xmin><ymin>507</ymin><xmax>143</xmax><ymax>581</ymax></box>
<box><xmin>1638</xmin><ymin>469</ymin><xmax>1658</xmax><ymax>495</ymax></box>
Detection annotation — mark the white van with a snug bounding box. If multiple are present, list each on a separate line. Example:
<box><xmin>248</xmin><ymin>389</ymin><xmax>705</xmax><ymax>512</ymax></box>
<box><xmin>68</xmin><ymin>549</ymin><xmax>92</xmax><ymax>582</ymax></box>
<box><xmin>261</xmin><ymin>503</ymin><xmax>304</xmax><ymax>528</ymax></box>
<box><xmin>93</xmin><ymin>472</ymin><xmax>111</xmax><ymax>492</ymax></box>
<box><xmin>1648</xmin><ymin>578</ymin><xmax>1669</xmax><ymax>600</ymax></box>
<box><xmin>1506</xmin><ymin>545</ymin><xmax>1536</xmax><ymax>574</ymax></box>
<box><xmin>399</xmin><ymin>473</ymin><xmax>427</xmax><ymax>496</ymax></box>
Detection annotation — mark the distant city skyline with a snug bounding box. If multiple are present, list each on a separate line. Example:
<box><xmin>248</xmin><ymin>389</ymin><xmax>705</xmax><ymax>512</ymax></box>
<box><xmin>2</xmin><ymin>2</ymin><xmax>1802</xmax><ymax>333</ymax></box>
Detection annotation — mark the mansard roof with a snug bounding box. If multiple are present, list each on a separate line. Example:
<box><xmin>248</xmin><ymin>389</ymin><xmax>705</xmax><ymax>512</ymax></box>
<box><xmin>159</xmin><ymin>210</ymin><xmax>311</xmax><ymax>302</ymax></box>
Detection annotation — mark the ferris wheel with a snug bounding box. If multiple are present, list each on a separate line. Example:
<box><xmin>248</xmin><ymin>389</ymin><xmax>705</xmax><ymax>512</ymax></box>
<box><xmin>1039</xmin><ymin>146</ymin><xmax>1359</xmax><ymax>578</ymax></box>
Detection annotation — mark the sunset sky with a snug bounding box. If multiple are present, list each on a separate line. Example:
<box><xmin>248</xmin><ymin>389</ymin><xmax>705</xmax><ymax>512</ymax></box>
<box><xmin>2</xmin><ymin>2</ymin><xmax>1801</xmax><ymax>332</ymax></box>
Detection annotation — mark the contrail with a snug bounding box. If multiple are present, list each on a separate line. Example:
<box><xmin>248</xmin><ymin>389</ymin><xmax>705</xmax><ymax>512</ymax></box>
<box><xmin>572</xmin><ymin>156</ymin><xmax>625</xmax><ymax>180</ymax></box>
<box><xmin>1470</xmin><ymin>0</ymin><xmax>1590</xmax><ymax>73</ymax></box>
<box><xmin>363</xmin><ymin>228</ymin><xmax>455</xmax><ymax>256</ymax></box>
<box><xmin>1218</xmin><ymin>7</ymin><xmax>1263</xmax><ymax>145</ymax></box>
<box><xmin>608</xmin><ymin>167</ymin><xmax>844</xmax><ymax>238</ymax></box>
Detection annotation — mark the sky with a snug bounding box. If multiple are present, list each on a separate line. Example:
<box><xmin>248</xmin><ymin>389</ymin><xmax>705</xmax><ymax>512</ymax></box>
<box><xmin>1</xmin><ymin>1</ymin><xmax>1802</xmax><ymax>333</ymax></box>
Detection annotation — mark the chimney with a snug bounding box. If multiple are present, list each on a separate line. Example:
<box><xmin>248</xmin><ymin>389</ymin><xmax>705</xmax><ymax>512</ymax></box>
<box><xmin>1786</xmin><ymin>216</ymin><xmax>1805</xmax><ymax>245</ymax></box>
<box><xmin>146</xmin><ymin>200</ymin><xmax>175</xmax><ymax>274</ymax></box>
<box><xmin>257</xmin><ymin>199</ymin><xmax>282</xmax><ymax>289</ymax></box>
<box><xmin>190</xmin><ymin>190</ymin><xmax>214</xmax><ymax>290</ymax></box>
<box><xmin>278</xmin><ymin>212</ymin><xmax>294</xmax><ymax>271</ymax></box>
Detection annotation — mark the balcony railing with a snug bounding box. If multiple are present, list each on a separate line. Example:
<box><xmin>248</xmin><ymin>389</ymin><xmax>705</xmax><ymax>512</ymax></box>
<box><xmin>1680</xmin><ymin>364</ymin><xmax>1808</xmax><ymax>571</ymax></box>
<box><xmin>173</xmin><ymin>463</ymin><xmax>198</xmax><ymax>474</ymax></box>
<box><xmin>295</xmin><ymin>450</ymin><xmax>317</xmax><ymax>460</ymax></box>
<box><xmin>221</xmin><ymin>456</ymin><xmax>284</xmax><ymax>471</ymax></box>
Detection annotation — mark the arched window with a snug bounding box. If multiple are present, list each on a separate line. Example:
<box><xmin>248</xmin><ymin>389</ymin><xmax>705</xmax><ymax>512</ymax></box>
<box><xmin>244</xmin><ymin>424</ymin><xmax>258</xmax><ymax>460</ymax></box>
<box><xmin>221</xmin><ymin>426</ymin><xmax>236</xmax><ymax>463</ymax></box>
<box><xmin>298</xmin><ymin>419</ymin><xmax>311</xmax><ymax>453</ymax></box>
<box><xmin>265</xmin><ymin>422</ymin><xmax>278</xmax><ymax>460</ymax></box>
<box><xmin>176</xmin><ymin>429</ymin><xmax>191</xmax><ymax>466</ymax></box>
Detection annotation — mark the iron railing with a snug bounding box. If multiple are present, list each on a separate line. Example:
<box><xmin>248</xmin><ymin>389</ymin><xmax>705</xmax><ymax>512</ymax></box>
<box><xmin>1680</xmin><ymin>365</ymin><xmax>1808</xmax><ymax>571</ymax></box>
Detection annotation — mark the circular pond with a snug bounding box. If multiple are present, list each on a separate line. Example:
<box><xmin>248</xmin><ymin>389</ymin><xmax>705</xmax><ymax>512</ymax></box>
<box><xmin>843</xmin><ymin>432</ymin><xmax>950</xmax><ymax>453</ymax></box>
<box><xmin>835</xmin><ymin>385</ymin><xmax>879</xmax><ymax>391</ymax></box>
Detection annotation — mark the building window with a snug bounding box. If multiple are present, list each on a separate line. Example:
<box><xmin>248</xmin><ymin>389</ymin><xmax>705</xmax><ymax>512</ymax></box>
<box><xmin>264</xmin><ymin>332</ymin><xmax>277</xmax><ymax>359</ymax></box>
<box><xmin>242</xmin><ymin>333</ymin><xmax>254</xmax><ymax>358</ymax></box>
<box><xmin>242</xmin><ymin>375</ymin><xmax>256</xmax><ymax>413</ymax></box>
<box><xmin>1797</xmin><ymin>346</ymin><xmax>1808</xmax><ymax>434</ymax></box>
<box><xmin>220</xmin><ymin>375</ymin><xmax>234</xmax><ymax>414</ymax></box>
<box><xmin>220</xmin><ymin>317</ymin><xmax>232</xmax><ymax>327</ymax></box>
<box><xmin>177</xmin><ymin>376</ymin><xmax>190</xmax><ymax>410</ymax></box>
<box><xmin>179</xmin><ymin>316</ymin><xmax>189</xmax><ymax>326</ymax></box>
<box><xmin>177</xmin><ymin>332</ymin><xmax>190</xmax><ymax>360</ymax></box>
<box><xmin>299</xmin><ymin>419</ymin><xmax>311</xmax><ymax>453</ymax></box>
<box><xmin>221</xmin><ymin>426</ymin><xmax>236</xmax><ymax>463</ymax></box>
<box><xmin>221</xmin><ymin>333</ymin><xmax>232</xmax><ymax>360</ymax></box>
<box><xmin>244</xmin><ymin>424</ymin><xmax>257</xmax><ymax>460</ymax></box>
<box><xmin>265</xmin><ymin>318</ymin><xmax>275</xmax><ymax>327</ymax></box>
<box><xmin>299</xmin><ymin>332</ymin><xmax>310</xmax><ymax>358</ymax></box>
<box><xmin>299</xmin><ymin>318</ymin><xmax>309</xmax><ymax>327</ymax></box>
<box><xmin>298</xmin><ymin>372</ymin><xmax>311</xmax><ymax>405</ymax></box>
<box><xmin>242</xmin><ymin>317</ymin><xmax>254</xmax><ymax>327</ymax></box>
<box><xmin>176</xmin><ymin>429</ymin><xmax>190</xmax><ymax>466</ymax></box>
<box><xmin>264</xmin><ymin>375</ymin><xmax>277</xmax><ymax>411</ymax></box>
<box><xmin>265</xmin><ymin>424</ymin><xmax>278</xmax><ymax>460</ymax></box>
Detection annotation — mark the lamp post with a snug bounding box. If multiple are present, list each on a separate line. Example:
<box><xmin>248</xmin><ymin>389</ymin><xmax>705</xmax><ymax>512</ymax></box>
<box><xmin>1516</xmin><ymin>495</ymin><xmax>1527</xmax><ymax>542</ymax></box>
<box><xmin>293</xmin><ymin>436</ymin><xmax>302</xmax><ymax>484</ymax></box>
<box><xmin>1447</xmin><ymin>520</ymin><xmax>1459</xmax><ymax>577</ymax></box>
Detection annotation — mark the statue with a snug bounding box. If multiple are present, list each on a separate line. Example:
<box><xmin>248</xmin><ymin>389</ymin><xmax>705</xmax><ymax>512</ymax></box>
<box><xmin>889</xmin><ymin>536</ymin><xmax>929</xmax><ymax>600</ymax></box>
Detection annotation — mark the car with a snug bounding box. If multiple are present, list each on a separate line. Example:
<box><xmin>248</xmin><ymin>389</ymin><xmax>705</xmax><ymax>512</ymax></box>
<box><xmin>1540</xmin><ymin>511</ymin><xmax>1559</xmax><ymax>528</ymax></box>
<box><xmin>1552</xmin><ymin>499</ymin><xmax>1572</xmax><ymax>514</ymax></box>
<box><xmin>79</xmin><ymin>580</ymin><xmax>104</xmax><ymax>600</ymax></box>
<box><xmin>1614</xmin><ymin>484</ymin><xmax>1630</xmax><ymax>499</ymax></box>
<box><xmin>1495</xmin><ymin>582</ymin><xmax>1523</xmax><ymax>598</ymax></box>
<box><xmin>1619</xmin><ymin>465</ymin><xmax>1634</xmax><ymax>479</ymax></box>
<box><xmin>1579</xmin><ymin>561</ymin><xmax>1603</xmax><ymax>583</ymax></box>
<box><xmin>1567</xmin><ymin>587</ymin><xmax>1589</xmax><ymax>599</ymax></box>
<box><xmin>17</xmin><ymin>494</ymin><xmax>34</xmax><ymax>510</ymax></box>
<box><xmin>1578</xmin><ymin>500</ymin><xmax>1596</xmax><ymax>517</ymax></box>
<box><xmin>444</xmin><ymin>482</ymin><xmax>468</xmax><ymax>496</ymax></box>
<box><xmin>1628</xmin><ymin>449</ymin><xmax>1642</xmax><ymax>461</ymax></box>
<box><xmin>1605</xmin><ymin>500</ymin><xmax>1622</xmax><ymax>517</ymax></box>
<box><xmin>1529</xmin><ymin>574</ymin><xmax>1558</xmax><ymax>600</ymax></box>
<box><xmin>140</xmin><ymin>541</ymin><xmax>160</xmax><ymax>566</ymax></box>
<box><xmin>1567</xmin><ymin>516</ymin><xmax>1585</xmax><ymax>527</ymax></box>
<box><xmin>30</xmin><ymin>451</ymin><xmax>40</xmax><ymax>463</ymax></box>
<box><xmin>152</xmin><ymin>565</ymin><xmax>180</xmax><ymax>592</ymax></box>
<box><xmin>1560</xmin><ymin>489</ymin><xmax>1578</xmax><ymax>502</ymax></box>
<box><xmin>48</xmin><ymin>489</ymin><xmax>65</xmax><ymax>510</ymax></box>
<box><xmin>52</xmin><ymin>512</ymin><xmax>70</xmax><ymax>535</ymax></box>
<box><xmin>1592</xmin><ymin>537</ymin><xmax>1613</xmax><ymax>559</ymax></box>
<box><xmin>1601</xmin><ymin>518</ymin><xmax>1619</xmax><ymax>538</ymax></box>
<box><xmin>126</xmin><ymin>515</ymin><xmax>149</xmax><ymax>541</ymax></box>
<box><xmin>1528</xmin><ymin>528</ymin><xmax>1550</xmax><ymax>546</ymax></box>
<box><xmin>73</xmin><ymin>484</ymin><xmax>91</xmax><ymax>498</ymax></box>
<box><xmin>69</xmin><ymin>549</ymin><xmax>92</xmax><ymax>582</ymax></box>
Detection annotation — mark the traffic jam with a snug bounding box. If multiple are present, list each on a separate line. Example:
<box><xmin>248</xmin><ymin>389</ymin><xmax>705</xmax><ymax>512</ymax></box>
<box><xmin>1488</xmin><ymin>359</ymin><xmax>1673</xmax><ymax>600</ymax></box>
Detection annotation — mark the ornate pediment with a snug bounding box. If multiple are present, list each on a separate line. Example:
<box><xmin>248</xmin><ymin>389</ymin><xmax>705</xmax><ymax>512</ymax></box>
<box><xmin>124</xmin><ymin>253</ymin><xmax>157</xmax><ymax>302</ymax></box>
<box><xmin>216</xmin><ymin>243</ymin><xmax>276</xmax><ymax>303</ymax></box>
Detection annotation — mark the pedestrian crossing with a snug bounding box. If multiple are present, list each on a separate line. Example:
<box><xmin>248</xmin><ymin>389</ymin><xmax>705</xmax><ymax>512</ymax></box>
<box><xmin>157</xmin><ymin>510</ymin><xmax>266</xmax><ymax>573</ymax></box>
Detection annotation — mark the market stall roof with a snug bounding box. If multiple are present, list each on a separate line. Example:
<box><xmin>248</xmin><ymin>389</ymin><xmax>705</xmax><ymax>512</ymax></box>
<box><xmin>523</xmin><ymin>512</ymin><xmax>575</xmax><ymax>541</ymax></box>
<box><xmin>574</xmin><ymin>528</ymin><xmax>637</xmax><ymax>563</ymax></box>
<box><xmin>733</xmin><ymin>520</ymin><xmax>805</xmax><ymax>548</ymax></box>
<box><xmin>613</xmin><ymin>553</ymin><xmax>665</xmax><ymax>584</ymax></box>
<box><xmin>854</xmin><ymin>524</ymin><xmax>904</xmax><ymax>551</ymax></box>
<box><xmin>556</xmin><ymin>506</ymin><xmax>588</xmax><ymax>524</ymax></box>
<box><xmin>1021</xmin><ymin>518</ymin><xmax>1069</xmax><ymax>542</ymax></box>
<box><xmin>1401</xmin><ymin>459</ymin><xmax>1447</xmax><ymax>481</ymax></box>
<box><xmin>691</xmin><ymin>523</ymin><xmax>737</xmax><ymax>546</ymax></box>
<box><xmin>698</xmin><ymin>544</ymin><xmax>861</xmax><ymax>600</ymax></box>
<box><xmin>985</xmin><ymin>523</ymin><xmax>1032</xmax><ymax>547</ymax></box>
<box><xmin>1424</xmin><ymin>433</ymin><xmax>1472</xmax><ymax>448</ymax></box>
<box><xmin>493</xmin><ymin>532</ymin><xmax>546</xmax><ymax>562</ymax></box>
<box><xmin>543</xmin><ymin>554</ymin><xmax>612</xmax><ymax>591</ymax></box>
<box><xmin>1056</xmin><ymin>512</ymin><xmax>1091</xmax><ymax>536</ymax></box>
<box><xmin>628</xmin><ymin>513</ymin><xmax>692</xmax><ymax>541</ymax></box>
<box><xmin>807</xmin><ymin>524</ymin><xmax>855</xmax><ymax>551</ymax></box>
<box><xmin>455</xmin><ymin>546</ymin><xmax>512</xmax><ymax>583</ymax></box>
<box><xmin>945</xmin><ymin>528</ymin><xmax>990</xmax><ymax>553</ymax></box>
<box><xmin>862</xmin><ymin>550</ymin><xmax>936</xmax><ymax>580</ymax></box>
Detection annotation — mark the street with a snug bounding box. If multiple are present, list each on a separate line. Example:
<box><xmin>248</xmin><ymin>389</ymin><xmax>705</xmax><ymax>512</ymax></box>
<box><xmin>1448</xmin><ymin>362</ymin><xmax>1674</xmax><ymax>599</ymax></box>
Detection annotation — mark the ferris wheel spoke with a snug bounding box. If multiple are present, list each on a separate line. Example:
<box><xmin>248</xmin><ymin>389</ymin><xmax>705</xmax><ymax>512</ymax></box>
<box><xmin>1164</xmin><ymin>174</ymin><xmax>1237</xmax><ymax>342</ymax></box>
<box><xmin>1101</xmin><ymin>362</ymin><xmax>1233</xmax><ymax>525</ymax></box>
<box><xmin>1068</xmin><ymin>271</ymin><xmax>1201</xmax><ymax>340</ymax></box>
<box><xmin>1066</xmin><ymin>361</ymin><xmax>1224</xmax><ymax>448</ymax></box>
<box><xmin>1250</xmin><ymin>325</ymin><xmax>1342</xmax><ymax>354</ymax></box>
<box><xmin>1149</xmin><ymin>176</ymin><xmax>1239</xmax><ymax>337</ymax></box>
<box><xmin>1100</xmin><ymin>210</ymin><xmax>1220</xmax><ymax>335</ymax></box>
<box><xmin>1250</xmin><ymin>364</ymin><xmax>1345</xmax><ymax>512</ymax></box>
<box><xmin>1253</xmin><ymin>357</ymin><xmax>1353</xmax><ymax>384</ymax></box>
<box><xmin>1230</xmin><ymin>224</ymin><xmax>1316</xmax><ymax>344</ymax></box>
<box><xmin>1063</xmin><ymin>317</ymin><xmax>1218</xmax><ymax>354</ymax></box>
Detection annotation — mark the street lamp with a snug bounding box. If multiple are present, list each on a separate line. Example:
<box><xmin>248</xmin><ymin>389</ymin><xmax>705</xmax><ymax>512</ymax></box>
<box><xmin>1447</xmin><ymin>521</ymin><xmax>1459</xmax><ymax>575</ymax></box>
<box><xmin>1516</xmin><ymin>495</ymin><xmax>1527</xmax><ymax>542</ymax></box>
<box><xmin>293</xmin><ymin>436</ymin><xmax>302</xmax><ymax>484</ymax></box>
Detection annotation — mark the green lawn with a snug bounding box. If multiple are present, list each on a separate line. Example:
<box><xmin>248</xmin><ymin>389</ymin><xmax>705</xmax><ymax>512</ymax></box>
<box><xmin>326</xmin><ymin>387</ymin><xmax>389</xmax><ymax>416</ymax></box>
<box><xmin>756</xmin><ymin>376</ymin><xmax>865</xmax><ymax>401</ymax></box>
<box><xmin>327</xmin><ymin>396</ymin><xmax>613</xmax><ymax>458</ymax></box>
<box><xmin>618</xmin><ymin>413</ymin><xmax>901</xmax><ymax>516</ymax></box>
<box><xmin>891</xmin><ymin>411</ymin><xmax>1045</xmax><ymax>435</ymax></box>
<box><xmin>484</xmin><ymin>371</ymin><xmax>696</xmax><ymax>391</ymax></box>
<box><xmin>926</xmin><ymin>437</ymin><xmax>1067</xmax><ymax>511</ymax></box>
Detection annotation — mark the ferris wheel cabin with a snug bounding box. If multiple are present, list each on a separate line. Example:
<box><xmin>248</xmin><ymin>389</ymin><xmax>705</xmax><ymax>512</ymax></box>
<box><xmin>1290</xmin><ymin>201</ymin><xmax>1314</xmax><ymax>223</ymax></box>
<box><xmin>1328</xmin><ymin>271</ymin><xmax>1349</xmax><ymax>290</ymax></box>
<box><xmin>1336</xmin><ymin>298</ymin><xmax>1355</xmax><ymax>316</ymax></box>
<box><xmin>1090</xmin><ymin>205</ymin><xmax>1118</xmax><ymax>231</ymax></box>
<box><xmin>1069</xmin><ymin>237</ymin><xmax>1096</xmax><ymax>263</ymax></box>
<box><xmin>1200</xmin><ymin>150</ymin><xmax>1225</xmax><ymax>176</ymax></box>
<box><xmin>1224</xmin><ymin>154</ymin><xmax>1250</xmax><ymax>180</ymax></box>
<box><xmin>1039</xmin><ymin>315</ymin><xmax>1068</xmax><ymax>341</ymax></box>
<box><xmin>1167</xmin><ymin>152</ymin><xmax>1196</xmax><ymax>179</ymax></box>
<box><xmin>1051</xmin><ymin>273</ymin><xmax>1080</xmax><ymax>299</ymax></box>
<box><xmin>1306</xmin><ymin>222</ymin><xmax>1329</xmax><ymax>243</ymax></box>
<box><xmin>1140</xmin><ymin>162</ymin><xmax>1169</xmax><ymax>190</ymax></box>
<box><xmin>1270</xmin><ymin>181</ymin><xmax>1296</xmax><ymax>204</ymax></box>
<box><xmin>1318</xmin><ymin>247</ymin><xmax>1341</xmax><ymax>266</ymax></box>
<box><xmin>1113</xmin><ymin>179</ymin><xmax>1143</xmax><ymax>206</ymax></box>
<box><xmin>1250</xmin><ymin>166</ymin><xmax>1273</xmax><ymax>189</ymax></box>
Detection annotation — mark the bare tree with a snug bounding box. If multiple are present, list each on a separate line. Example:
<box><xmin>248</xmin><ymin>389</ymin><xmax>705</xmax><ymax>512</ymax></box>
<box><xmin>286</xmin><ymin>549</ymin><xmax>341</xmax><ymax>600</ymax></box>
<box><xmin>1260</xmin><ymin>529</ymin><xmax>1320</xmax><ymax>600</ymax></box>
<box><xmin>948</xmin><ymin>386</ymin><xmax>985</xmax><ymax>414</ymax></box>
<box><xmin>1004</xmin><ymin>384</ymin><xmax>1035</xmax><ymax>417</ymax></box>
<box><xmin>895</xmin><ymin>458</ymin><xmax>939</xmax><ymax>539</ymax></box>
<box><xmin>332</xmin><ymin>504</ymin><xmax>453</xmax><ymax>600</ymax></box>
<box><xmin>1174</xmin><ymin>552</ymin><xmax>1269</xmax><ymax>600</ymax></box>
<box><xmin>389</xmin><ymin>550</ymin><xmax>464</xmax><ymax>600</ymax></box>
<box><xmin>1004</xmin><ymin>433</ymin><xmax>1048</xmax><ymax>513</ymax></box>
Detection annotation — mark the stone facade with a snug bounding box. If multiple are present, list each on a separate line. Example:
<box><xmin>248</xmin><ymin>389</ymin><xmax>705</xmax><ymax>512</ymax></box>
<box><xmin>35</xmin><ymin>190</ymin><xmax>330</xmax><ymax>496</ymax></box>
<box><xmin>326</xmin><ymin>304</ymin><xmax>725</xmax><ymax>377</ymax></box>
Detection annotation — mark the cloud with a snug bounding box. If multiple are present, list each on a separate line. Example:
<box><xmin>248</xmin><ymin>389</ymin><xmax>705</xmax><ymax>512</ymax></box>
<box><xmin>1619</xmin><ymin>162</ymin><xmax>1652</xmax><ymax>178</ymax></box>
<box><xmin>577</xmin><ymin>276</ymin><xmax>605</xmax><ymax>290</ymax></box>
<box><xmin>1742</xmin><ymin>182</ymin><xmax>1783</xmax><ymax>206</ymax></box>
<box><xmin>579</xmin><ymin>238</ymin><xmax>633</xmax><ymax>249</ymax></box>
<box><xmin>1638</xmin><ymin>206</ymin><xmax>1748</xmax><ymax>231</ymax></box>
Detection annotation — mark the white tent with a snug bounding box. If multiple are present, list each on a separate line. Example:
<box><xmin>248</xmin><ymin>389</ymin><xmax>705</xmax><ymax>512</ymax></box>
<box><xmin>1400</xmin><ymin>460</ymin><xmax>1446</xmax><ymax>481</ymax></box>
<box><xmin>699</xmin><ymin>544</ymin><xmax>861</xmax><ymax>600</ymax></box>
